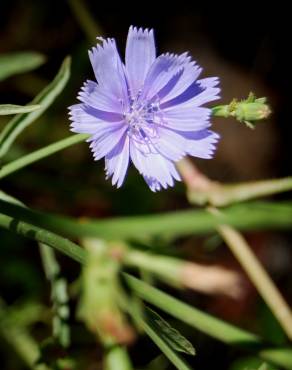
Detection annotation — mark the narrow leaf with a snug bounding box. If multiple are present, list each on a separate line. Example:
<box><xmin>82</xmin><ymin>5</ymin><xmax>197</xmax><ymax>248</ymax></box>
<box><xmin>0</xmin><ymin>52</ymin><xmax>45</xmax><ymax>81</ymax></box>
<box><xmin>141</xmin><ymin>317</ymin><xmax>192</xmax><ymax>370</ymax></box>
<box><xmin>0</xmin><ymin>56</ymin><xmax>71</xmax><ymax>158</ymax></box>
<box><xmin>130</xmin><ymin>300</ymin><xmax>192</xmax><ymax>370</ymax></box>
<box><xmin>0</xmin><ymin>104</ymin><xmax>40</xmax><ymax>115</ymax></box>
<box><xmin>145</xmin><ymin>307</ymin><xmax>195</xmax><ymax>355</ymax></box>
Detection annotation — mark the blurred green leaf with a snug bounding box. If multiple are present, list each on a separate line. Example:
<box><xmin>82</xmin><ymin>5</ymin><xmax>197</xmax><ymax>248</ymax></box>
<box><xmin>0</xmin><ymin>56</ymin><xmax>71</xmax><ymax>158</ymax></box>
<box><xmin>104</xmin><ymin>346</ymin><xmax>133</xmax><ymax>370</ymax></box>
<box><xmin>259</xmin><ymin>303</ymin><xmax>286</xmax><ymax>346</ymax></box>
<box><xmin>0</xmin><ymin>52</ymin><xmax>45</xmax><ymax>81</ymax></box>
<box><xmin>145</xmin><ymin>307</ymin><xmax>195</xmax><ymax>355</ymax></box>
<box><xmin>0</xmin><ymin>104</ymin><xmax>40</xmax><ymax>115</ymax></box>
<box><xmin>230</xmin><ymin>357</ymin><xmax>278</xmax><ymax>370</ymax></box>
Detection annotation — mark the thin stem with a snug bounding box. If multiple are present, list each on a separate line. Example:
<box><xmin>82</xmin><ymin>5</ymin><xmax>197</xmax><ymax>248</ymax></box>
<box><xmin>0</xmin><ymin>213</ymin><xmax>86</xmax><ymax>264</ymax></box>
<box><xmin>209</xmin><ymin>207</ymin><xmax>292</xmax><ymax>340</ymax></box>
<box><xmin>0</xmin><ymin>134</ymin><xmax>88</xmax><ymax>179</ymax></box>
<box><xmin>187</xmin><ymin>177</ymin><xmax>292</xmax><ymax>207</ymax></box>
<box><xmin>178</xmin><ymin>158</ymin><xmax>292</xmax><ymax>207</ymax></box>
<box><xmin>1</xmin><ymin>198</ymin><xmax>292</xmax><ymax>242</ymax></box>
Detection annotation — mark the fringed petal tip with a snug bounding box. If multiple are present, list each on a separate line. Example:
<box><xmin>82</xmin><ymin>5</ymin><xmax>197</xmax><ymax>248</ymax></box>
<box><xmin>128</xmin><ymin>25</ymin><xmax>154</xmax><ymax>37</ymax></box>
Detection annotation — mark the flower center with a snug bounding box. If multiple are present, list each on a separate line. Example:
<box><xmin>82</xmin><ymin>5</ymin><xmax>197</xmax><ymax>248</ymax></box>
<box><xmin>123</xmin><ymin>94</ymin><xmax>161</xmax><ymax>151</ymax></box>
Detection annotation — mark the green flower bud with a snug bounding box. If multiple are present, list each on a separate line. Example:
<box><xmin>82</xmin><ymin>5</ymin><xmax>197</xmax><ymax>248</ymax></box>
<box><xmin>212</xmin><ymin>93</ymin><xmax>271</xmax><ymax>129</ymax></box>
<box><xmin>235</xmin><ymin>99</ymin><xmax>271</xmax><ymax>122</ymax></box>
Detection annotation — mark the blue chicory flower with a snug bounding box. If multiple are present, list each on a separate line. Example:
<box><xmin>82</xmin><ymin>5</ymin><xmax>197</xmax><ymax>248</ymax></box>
<box><xmin>69</xmin><ymin>26</ymin><xmax>220</xmax><ymax>191</ymax></box>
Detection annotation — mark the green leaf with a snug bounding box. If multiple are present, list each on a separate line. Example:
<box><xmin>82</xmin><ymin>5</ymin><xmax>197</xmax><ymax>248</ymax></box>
<box><xmin>0</xmin><ymin>52</ymin><xmax>45</xmax><ymax>81</ymax></box>
<box><xmin>0</xmin><ymin>56</ymin><xmax>71</xmax><ymax>158</ymax></box>
<box><xmin>141</xmin><ymin>318</ymin><xmax>192</xmax><ymax>370</ymax></box>
<box><xmin>0</xmin><ymin>104</ymin><xmax>40</xmax><ymax>115</ymax></box>
<box><xmin>145</xmin><ymin>307</ymin><xmax>195</xmax><ymax>355</ymax></box>
<box><xmin>130</xmin><ymin>301</ymin><xmax>192</xmax><ymax>370</ymax></box>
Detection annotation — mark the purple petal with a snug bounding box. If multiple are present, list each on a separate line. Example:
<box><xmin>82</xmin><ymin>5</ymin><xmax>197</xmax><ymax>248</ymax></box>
<box><xmin>130</xmin><ymin>142</ymin><xmax>180</xmax><ymax>190</ymax></box>
<box><xmin>178</xmin><ymin>129</ymin><xmax>220</xmax><ymax>159</ymax></box>
<box><xmin>160</xmin><ymin>80</ymin><xmax>204</xmax><ymax>109</ymax></box>
<box><xmin>175</xmin><ymin>77</ymin><xmax>220</xmax><ymax>108</ymax></box>
<box><xmin>159</xmin><ymin>63</ymin><xmax>202</xmax><ymax>103</ymax></box>
<box><xmin>142</xmin><ymin>53</ymin><xmax>188</xmax><ymax>100</ymax></box>
<box><xmin>154</xmin><ymin>127</ymin><xmax>187</xmax><ymax>161</ymax></box>
<box><xmin>89</xmin><ymin>38</ymin><xmax>128</xmax><ymax>102</ymax></box>
<box><xmin>89</xmin><ymin>124</ymin><xmax>128</xmax><ymax>160</ymax></box>
<box><xmin>83</xmin><ymin>105</ymin><xmax>123</xmax><ymax>123</ymax></box>
<box><xmin>159</xmin><ymin>106</ymin><xmax>211</xmax><ymax>131</ymax></box>
<box><xmin>105</xmin><ymin>134</ymin><xmax>130</xmax><ymax>188</ymax></box>
<box><xmin>125</xmin><ymin>26</ymin><xmax>156</xmax><ymax>96</ymax></box>
<box><xmin>198</xmin><ymin>77</ymin><xmax>220</xmax><ymax>88</ymax></box>
<box><xmin>152</xmin><ymin>68</ymin><xmax>184</xmax><ymax>101</ymax></box>
<box><xmin>77</xmin><ymin>80</ymin><xmax>123</xmax><ymax>114</ymax></box>
<box><xmin>69</xmin><ymin>103</ymin><xmax>110</xmax><ymax>134</ymax></box>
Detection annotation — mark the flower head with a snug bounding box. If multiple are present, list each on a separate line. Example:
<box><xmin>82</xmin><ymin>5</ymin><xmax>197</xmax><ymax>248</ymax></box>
<box><xmin>69</xmin><ymin>26</ymin><xmax>220</xmax><ymax>191</ymax></box>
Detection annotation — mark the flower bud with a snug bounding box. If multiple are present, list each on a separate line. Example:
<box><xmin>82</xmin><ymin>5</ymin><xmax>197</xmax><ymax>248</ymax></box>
<box><xmin>235</xmin><ymin>98</ymin><xmax>271</xmax><ymax>122</ymax></box>
<box><xmin>212</xmin><ymin>93</ymin><xmax>271</xmax><ymax>129</ymax></box>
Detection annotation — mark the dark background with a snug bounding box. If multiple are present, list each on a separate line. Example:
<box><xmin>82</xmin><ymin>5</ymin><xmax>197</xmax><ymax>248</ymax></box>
<box><xmin>0</xmin><ymin>2</ymin><xmax>292</xmax><ymax>369</ymax></box>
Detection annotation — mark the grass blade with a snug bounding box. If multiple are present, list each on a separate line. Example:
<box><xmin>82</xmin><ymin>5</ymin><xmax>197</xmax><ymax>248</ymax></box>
<box><xmin>0</xmin><ymin>52</ymin><xmax>45</xmax><ymax>81</ymax></box>
<box><xmin>140</xmin><ymin>316</ymin><xmax>192</xmax><ymax>370</ymax></box>
<box><xmin>0</xmin><ymin>134</ymin><xmax>88</xmax><ymax>179</ymax></box>
<box><xmin>145</xmin><ymin>307</ymin><xmax>195</xmax><ymax>355</ymax></box>
<box><xmin>0</xmin><ymin>56</ymin><xmax>71</xmax><ymax>158</ymax></box>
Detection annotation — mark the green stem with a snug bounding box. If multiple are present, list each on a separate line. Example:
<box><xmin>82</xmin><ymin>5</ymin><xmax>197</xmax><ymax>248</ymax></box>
<box><xmin>1</xmin><ymin>198</ymin><xmax>292</xmax><ymax>242</ymax></box>
<box><xmin>0</xmin><ymin>134</ymin><xmax>88</xmax><ymax>179</ymax></box>
<box><xmin>125</xmin><ymin>274</ymin><xmax>292</xmax><ymax>370</ymax></box>
<box><xmin>0</xmin><ymin>198</ymin><xmax>292</xmax><ymax>242</ymax></box>
<box><xmin>0</xmin><ymin>213</ymin><xmax>86</xmax><ymax>264</ymax></box>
